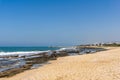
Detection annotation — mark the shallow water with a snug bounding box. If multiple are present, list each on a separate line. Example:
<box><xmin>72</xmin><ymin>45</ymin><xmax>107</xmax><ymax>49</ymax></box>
<box><xmin>0</xmin><ymin>59</ymin><xmax>26</xmax><ymax>72</ymax></box>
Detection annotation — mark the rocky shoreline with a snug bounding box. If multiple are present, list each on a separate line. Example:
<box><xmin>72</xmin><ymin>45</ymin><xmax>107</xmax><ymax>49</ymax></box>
<box><xmin>0</xmin><ymin>47</ymin><xmax>106</xmax><ymax>78</ymax></box>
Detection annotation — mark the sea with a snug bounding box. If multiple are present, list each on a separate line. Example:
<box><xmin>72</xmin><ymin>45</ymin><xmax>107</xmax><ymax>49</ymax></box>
<box><xmin>0</xmin><ymin>47</ymin><xmax>60</xmax><ymax>53</ymax></box>
<box><xmin>0</xmin><ymin>47</ymin><xmax>60</xmax><ymax>72</ymax></box>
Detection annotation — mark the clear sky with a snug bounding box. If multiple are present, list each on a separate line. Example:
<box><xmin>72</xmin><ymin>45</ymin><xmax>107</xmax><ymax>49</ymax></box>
<box><xmin>0</xmin><ymin>0</ymin><xmax>120</xmax><ymax>46</ymax></box>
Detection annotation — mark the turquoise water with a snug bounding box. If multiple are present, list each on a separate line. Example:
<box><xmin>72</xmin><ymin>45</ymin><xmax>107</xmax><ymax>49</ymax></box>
<box><xmin>0</xmin><ymin>47</ymin><xmax>60</xmax><ymax>52</ymax></box>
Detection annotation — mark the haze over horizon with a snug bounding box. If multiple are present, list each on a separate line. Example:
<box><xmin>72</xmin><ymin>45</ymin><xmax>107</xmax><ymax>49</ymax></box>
<box><xmin>0</xmin><ymin>0</ymin><xmax>120</xmax><ymax>46</ymax></box>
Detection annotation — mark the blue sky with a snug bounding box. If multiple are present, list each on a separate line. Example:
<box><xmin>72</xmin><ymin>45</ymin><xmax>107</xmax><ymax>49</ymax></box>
<box><xmin>0</xmin><ymin>0</ymin><xmax>120</xmax><ymax>46</ymax></box>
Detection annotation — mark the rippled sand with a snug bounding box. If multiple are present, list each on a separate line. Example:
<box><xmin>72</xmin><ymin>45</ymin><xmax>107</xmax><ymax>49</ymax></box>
<box><xmin>1</xmin><ymin>47</ymin><xmax>120</xmax><ymax>80</ymax></box>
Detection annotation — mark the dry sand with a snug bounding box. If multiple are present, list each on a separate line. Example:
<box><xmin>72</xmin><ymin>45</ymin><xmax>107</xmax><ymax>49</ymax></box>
<box><xmin>1</xmin><ymin>47</ymin><xmax>120</xmax><ymax>80</ymax></box>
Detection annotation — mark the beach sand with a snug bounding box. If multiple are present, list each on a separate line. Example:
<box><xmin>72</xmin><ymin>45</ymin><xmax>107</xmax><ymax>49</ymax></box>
<box><xmin>1</xmin><ymin>47</ymin><xmax>120</xmax><ymax>80</ymax></box>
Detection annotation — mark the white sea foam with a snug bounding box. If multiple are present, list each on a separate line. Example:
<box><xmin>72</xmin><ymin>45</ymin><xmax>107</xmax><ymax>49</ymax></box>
<box><xmin>0</xmin><ymin>51</ymin><xmax>50</xmax><ymax>57</ymax></box>
<box><xmin>0</xmin><ymin>47</ymin><xmax>78</xmax><ymax>57</ymax></box>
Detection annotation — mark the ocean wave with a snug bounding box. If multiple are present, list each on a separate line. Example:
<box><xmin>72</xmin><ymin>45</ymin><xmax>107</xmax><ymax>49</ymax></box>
<box><xmin>0</xmin><ymin>50</ymin><xmax>52</xmax><ymax>56</ymax></box>
<box><xmin>0</xmin><ymin>47</ymin><xmax>78</xmax><ymax>57</ymax></box>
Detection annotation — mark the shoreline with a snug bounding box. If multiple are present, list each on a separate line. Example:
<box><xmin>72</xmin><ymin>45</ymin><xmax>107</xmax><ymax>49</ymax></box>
<box><xmin>0</xmin><ymin>47</ymin><xmax>120</xmax><ymax>80</ymax></box>
<box><xmin>0</xmin><ymin>46</ymin><xmax>106</xmax><ymax>78</ymax></box>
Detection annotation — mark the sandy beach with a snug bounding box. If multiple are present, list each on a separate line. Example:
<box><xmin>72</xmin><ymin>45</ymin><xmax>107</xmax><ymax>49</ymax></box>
<box><xmin>0</xmin><ymin>47</ymin><xmax>120</xmax><ymax>80</ymax></box>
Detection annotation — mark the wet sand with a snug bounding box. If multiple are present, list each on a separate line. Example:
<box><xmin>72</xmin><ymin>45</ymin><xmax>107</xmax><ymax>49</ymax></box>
<box><xmin>1</xmin><ymin>47</ymin><xmax>120</xmax><ymax>80</ymax></box>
